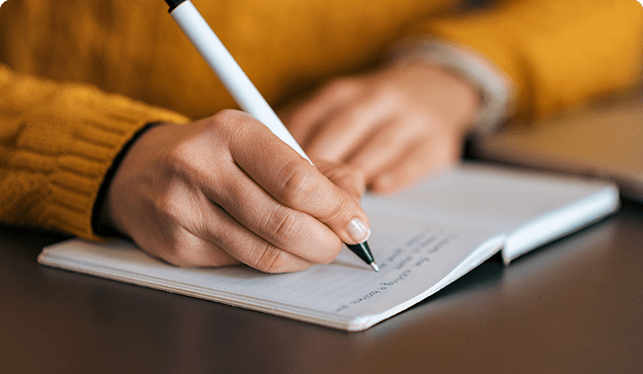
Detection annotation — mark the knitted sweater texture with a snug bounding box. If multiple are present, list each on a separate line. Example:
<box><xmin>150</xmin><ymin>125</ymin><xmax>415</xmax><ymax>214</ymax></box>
<box><xmin>0</xmin><ymin>0</ymin><xmax>641</xmax><ymax>238</ymax></box>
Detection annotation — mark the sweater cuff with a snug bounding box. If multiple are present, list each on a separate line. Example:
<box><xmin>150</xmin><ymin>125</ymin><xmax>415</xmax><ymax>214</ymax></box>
<box><xmin>390</xmin><ymin>38</ymin><xmax>514</xmax><ymax>133</ymax></box>
<box><xmin>43</xmin><ymin>85</ymin><xmax>189</xmax><ymax>240</ymax></box>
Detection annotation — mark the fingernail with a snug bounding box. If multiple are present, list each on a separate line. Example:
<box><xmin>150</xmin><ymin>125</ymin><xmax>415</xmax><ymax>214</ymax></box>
<box><xmin>348</xmin><ymin>218</ymin><xmax>371</xmax><ymax>243</ymax></box>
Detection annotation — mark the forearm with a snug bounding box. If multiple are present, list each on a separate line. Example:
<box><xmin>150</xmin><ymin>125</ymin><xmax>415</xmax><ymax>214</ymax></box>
<box><xmin>0</xmin><ymin>64</ymin><xmax>189</xmax><ymax>239</ymax></box>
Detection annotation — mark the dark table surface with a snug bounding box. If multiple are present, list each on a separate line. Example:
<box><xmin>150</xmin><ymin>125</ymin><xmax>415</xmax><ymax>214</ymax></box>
<box><xmin>1</xmin><ymin>201</ymin><xmax>642</xmax><ymax>374</ymax></box>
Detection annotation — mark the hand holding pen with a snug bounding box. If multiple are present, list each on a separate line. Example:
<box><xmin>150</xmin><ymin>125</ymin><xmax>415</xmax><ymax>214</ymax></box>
<box><xmin>101</xmin><ymin>110</ymin><xmax>373</xmax><ymax>273</ymax></box>
<box><xmin>97</xmin><ymin>0</ymin><xmax>378</xmax><ymax>273</ymax></box>
<box><xmin>161</xmin><ymin>0</ymin><xmax>379</xmax><ymax>271</ymax></box>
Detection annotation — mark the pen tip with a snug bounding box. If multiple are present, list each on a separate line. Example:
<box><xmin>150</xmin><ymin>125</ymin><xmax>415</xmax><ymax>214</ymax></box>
<box><xmin>371</xmin><ymin>262</ymin><xmax>380</xmax><ymax>272</ymax></box>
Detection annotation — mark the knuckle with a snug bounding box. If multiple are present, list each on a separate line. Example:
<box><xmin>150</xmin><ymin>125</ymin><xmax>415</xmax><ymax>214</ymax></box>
<box><xmin>264</xmin><ymin>205</ymin><xmax>305</xmax><ymax>245</ymax></box>
<box><xmin>165</xmin><ymin>143</ymin><xmax>192</xmax><ymax>173</ymax></box>
<box><xmin>211</xmin><ymin>109</ymin><xmax>242</xmax><ymax>128</ymax></box>
<box><xmin>164</xmin><ymin>141</ymin><xmax>210</xmax><ymax>182</ymax></box>
<box><xmin>322</xmin><ymin>198</ymin><xmax>352</xmax><ymax>226</ymax></box>
<box><xmin>252</xmin><ymin>243</ymin><xmax>287</xmax><ymax>273</ymax></box>
<box><xmin>210</xmin><ymin>109</ymin><xmax>251</xmax><ymax>139</ymax></box>
<box><xmin>209</xmin><ymin>110</ymin><xmax>264</xmax><ymax>154</ymax></box>
<box><xmin>275</xmin><ymin>161</ymin><xmax>317</xmax><ymax>206</ymax></box>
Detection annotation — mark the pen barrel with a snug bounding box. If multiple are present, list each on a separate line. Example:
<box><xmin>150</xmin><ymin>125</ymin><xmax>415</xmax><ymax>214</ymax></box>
<box><xmin>170</xmin><ymin>1</ymin><xmax>310</xmax><ymax>162</ymax></box>
<box><xmin>345</xmin><ymin>243</ymin><xmax>375</xmax><ymax>264</ymax></box>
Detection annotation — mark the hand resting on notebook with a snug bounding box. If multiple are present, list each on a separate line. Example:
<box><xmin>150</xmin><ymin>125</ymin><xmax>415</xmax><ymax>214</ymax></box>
<box><xmin>98</xmin><ymin>110</ymin><xmax>370</xmax><ymax>273</ymax></box>
<box><xmin>284</xmin><ymin>62</ymin><xmax>481</xmax><ymax>194</ymax></box>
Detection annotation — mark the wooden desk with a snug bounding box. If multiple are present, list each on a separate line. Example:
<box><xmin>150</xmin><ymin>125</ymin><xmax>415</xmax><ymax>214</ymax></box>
<box><xmin>1</xmin><ymin>201</ymin><xmax>642</xmax><ymax>374</ymax></box>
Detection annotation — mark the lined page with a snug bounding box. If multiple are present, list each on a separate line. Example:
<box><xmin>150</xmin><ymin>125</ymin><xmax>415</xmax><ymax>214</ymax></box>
<box><xmin>39</xmin><ymin>212</ymin><xmax>501</xmax><ymax>331</ymax></box>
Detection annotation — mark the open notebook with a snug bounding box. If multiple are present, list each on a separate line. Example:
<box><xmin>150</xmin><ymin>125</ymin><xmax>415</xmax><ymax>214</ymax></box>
<box><xmin>39</xmin><ymin>162</ymin><xmax>619</xmax><ymax>331</ymax></box>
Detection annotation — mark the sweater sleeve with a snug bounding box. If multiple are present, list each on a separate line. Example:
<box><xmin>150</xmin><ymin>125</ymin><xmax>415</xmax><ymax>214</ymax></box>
<box><xmin>0</xmin><ymin>64</ymin><xmax>189</xmax><ymax>239</ymax></box>
<box><xmin>403</xmin><ymin>0</ymin><xmax>643</xmax><ymax>120</ymax></box>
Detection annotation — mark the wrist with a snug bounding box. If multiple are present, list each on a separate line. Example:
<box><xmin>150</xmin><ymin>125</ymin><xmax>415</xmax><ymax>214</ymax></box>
<box><xmin>92</xmin><ymin>122</ymin><xmax>162</xmax><ymax>236</ymax></box>
<box><xmin>390</xmin><ymin>38</ymin><xmax>514</xmax><ymax>133</ymax></box>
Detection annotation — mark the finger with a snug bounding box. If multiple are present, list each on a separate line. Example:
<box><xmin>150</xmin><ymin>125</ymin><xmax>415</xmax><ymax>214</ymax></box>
<box><xmin>152</xmin><ymin>232</ymin><xmax>240</xmax><ymax>268</ymax></box>
<box><xmin>315</xmin><ymin>160</ymin><xmax>367</xmax><ymax>203</ymax></box>
<box><xmin>346</xmin><ymin>115</ymin><xmax>427</xmax><ymax>179</ymax></box>
<box><xmin>186</xmin><ymin>201</ymin><xmax>315</xmax><ymax>273</ymax></box>
<box><xmin>228</xmin><ymin>119</ymin><xmax>372</xmax><ymax>246</ymax></box>
<box><xmin>156</xmin><ymin>112</ymin><xmax>345</xmax><ymax>266</ymax></box>
<box><xmin>120</xmin><ymin>180</ymin><xmax>242</xmax><ymax>268</ymax></box>
<box><xmin>287</xmin><ymin>79</ymin><xmax>361</xmax><ymax>145</ymax></box>
<box><xmin>139</xmin><ymin>181</ymin><xmax>316</xmax><ymax>272</ymax></box>
<box><xmin>369</xmin><ymin>137</ymin><xmax>460</xmax><ymax>194</ymax></box>
<box><xmin>135</xmin><ymin>225</ymin><xmax>241</xmax><ymax>268</ymax></box>
<box><xmin>203</xmin><ymin>160</ymin><xmax>345</xmax><ymax>265</ymax></box>
<box><xmin>304</xmin><ymin>89</ymin><xmax>399</xmax><ymax>161</ymax></box>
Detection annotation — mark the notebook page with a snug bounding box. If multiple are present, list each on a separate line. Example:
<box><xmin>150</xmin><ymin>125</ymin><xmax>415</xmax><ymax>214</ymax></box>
<box><xmin>363</xmin><ymin>162</ymin><xmax>615</xmax><ymax>235</ymax></box>
<box><xmin>39</xmin><ymin>212</ymin><xmax>502</xmax><ymax>331</ymax></box>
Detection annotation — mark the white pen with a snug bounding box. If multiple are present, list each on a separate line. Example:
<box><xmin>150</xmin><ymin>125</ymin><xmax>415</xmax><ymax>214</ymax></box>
<box><xmin>163</xmin><ymin>0</ymin><xmax>379</xmax><ymax>272</ymax></box>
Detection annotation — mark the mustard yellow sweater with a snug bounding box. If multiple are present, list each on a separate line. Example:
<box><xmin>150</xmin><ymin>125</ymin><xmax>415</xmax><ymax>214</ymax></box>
<box><xmin>1</xmin><ymin>0</ymin><xmax>641</xmax><ymax>239</ymax></box>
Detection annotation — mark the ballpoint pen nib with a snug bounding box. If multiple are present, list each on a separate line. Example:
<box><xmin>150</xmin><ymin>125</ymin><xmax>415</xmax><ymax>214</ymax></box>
<box><xmin>370</xmin><ymin>262</ymin><xmax>380</xmax><ymax>272</ymax></box>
